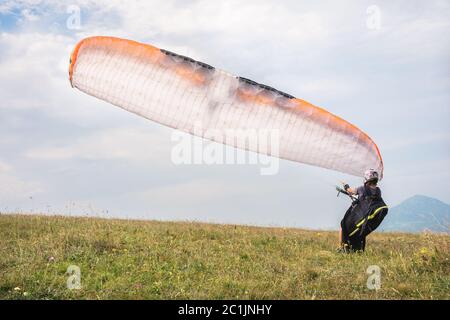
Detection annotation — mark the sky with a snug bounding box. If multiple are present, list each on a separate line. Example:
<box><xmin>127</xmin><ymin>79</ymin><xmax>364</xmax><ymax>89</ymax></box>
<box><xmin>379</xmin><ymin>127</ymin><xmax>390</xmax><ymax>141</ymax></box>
<box><xmin>0</xmin><ymin>0</ymin><xmax>449</xmax><ymax>230</ymax></box>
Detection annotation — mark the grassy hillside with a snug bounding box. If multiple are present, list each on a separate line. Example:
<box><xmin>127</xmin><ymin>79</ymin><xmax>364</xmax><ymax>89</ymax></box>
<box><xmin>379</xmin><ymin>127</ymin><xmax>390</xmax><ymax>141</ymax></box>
<box><xmin>0</xmin><ymin>214</ymin><xmax>448</xmax><ymax>300</ymax></box>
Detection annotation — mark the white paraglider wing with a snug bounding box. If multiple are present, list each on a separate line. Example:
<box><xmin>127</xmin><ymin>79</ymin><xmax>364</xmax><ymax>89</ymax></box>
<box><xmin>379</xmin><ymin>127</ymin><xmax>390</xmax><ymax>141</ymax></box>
<box><xmin>69</xmin><ymin>36</ymin><xmax>383</xmax><ymax>178</ymax></box>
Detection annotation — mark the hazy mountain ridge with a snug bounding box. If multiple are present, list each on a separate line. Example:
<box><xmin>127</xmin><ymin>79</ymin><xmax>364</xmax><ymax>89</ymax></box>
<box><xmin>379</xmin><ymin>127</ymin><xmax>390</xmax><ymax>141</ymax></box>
<box><xmin>381</xmin><ymin>195</ymin><xmax>450</xmax><ymax>233</ymax></box>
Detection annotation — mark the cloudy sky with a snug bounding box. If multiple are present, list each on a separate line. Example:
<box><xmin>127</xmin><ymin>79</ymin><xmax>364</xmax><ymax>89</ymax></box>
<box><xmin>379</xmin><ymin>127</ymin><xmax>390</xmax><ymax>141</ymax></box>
<box><xmin>0</xmin><ymin>0</ymin><xmax>449</xmax><ymax>229</ymax></box>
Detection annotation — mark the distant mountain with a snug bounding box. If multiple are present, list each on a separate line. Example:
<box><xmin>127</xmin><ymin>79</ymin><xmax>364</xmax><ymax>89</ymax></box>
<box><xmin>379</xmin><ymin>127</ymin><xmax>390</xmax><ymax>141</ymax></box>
<box><xmin>380</xmin><ymin>195</ymin><xmax>450</xmax><ymax>233</ymax></box>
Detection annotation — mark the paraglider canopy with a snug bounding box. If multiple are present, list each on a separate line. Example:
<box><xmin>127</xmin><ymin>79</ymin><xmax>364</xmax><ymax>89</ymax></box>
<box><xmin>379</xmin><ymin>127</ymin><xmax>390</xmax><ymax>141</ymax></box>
<box><xmin>69</xmin><ymin>36</ymin><xmax>383</xmax><ymax>178</ymax></box>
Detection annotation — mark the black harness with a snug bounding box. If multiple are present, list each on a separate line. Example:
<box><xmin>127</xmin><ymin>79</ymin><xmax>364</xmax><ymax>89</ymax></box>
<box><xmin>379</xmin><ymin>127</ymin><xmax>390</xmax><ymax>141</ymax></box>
<box><xmin>340</xmin><ymin>185</ymin><xmax>388</xmax><ymax>251</ymax></box>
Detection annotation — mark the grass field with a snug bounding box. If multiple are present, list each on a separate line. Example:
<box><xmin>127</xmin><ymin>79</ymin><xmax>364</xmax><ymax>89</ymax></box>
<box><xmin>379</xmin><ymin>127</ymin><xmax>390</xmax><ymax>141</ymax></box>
<box><xmin>0</xmin><ymin>214</ymin><xmax>448</xmax><ymax>300</ymax></box>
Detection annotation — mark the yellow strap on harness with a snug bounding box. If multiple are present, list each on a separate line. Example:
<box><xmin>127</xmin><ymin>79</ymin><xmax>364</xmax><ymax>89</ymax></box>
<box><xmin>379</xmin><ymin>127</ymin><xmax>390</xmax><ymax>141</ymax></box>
<box><xmin>348</xmin><ymin>206</ymin><xmax>389</xmax><ymax>237</ymax></box>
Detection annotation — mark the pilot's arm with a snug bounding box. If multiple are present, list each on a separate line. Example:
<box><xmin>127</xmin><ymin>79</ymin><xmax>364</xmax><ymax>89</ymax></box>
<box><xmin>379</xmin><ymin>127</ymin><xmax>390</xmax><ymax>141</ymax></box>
<box><xmin>343</xmin><ymin>183</ymin><xmax>357</xmax><ymax>195</ymax></box>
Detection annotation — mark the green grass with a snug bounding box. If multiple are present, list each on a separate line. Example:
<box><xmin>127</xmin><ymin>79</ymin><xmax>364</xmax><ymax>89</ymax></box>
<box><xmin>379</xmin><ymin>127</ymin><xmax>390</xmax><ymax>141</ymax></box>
<box><xmin>0</xmin><ymin>214</ymin><xmax>448</xmax><ymax>300</ymax></box>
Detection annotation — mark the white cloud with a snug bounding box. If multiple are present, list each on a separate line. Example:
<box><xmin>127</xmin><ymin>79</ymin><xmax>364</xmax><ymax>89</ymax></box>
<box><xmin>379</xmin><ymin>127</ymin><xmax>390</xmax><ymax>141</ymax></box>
<box><xmin>1</xmin><ymin>0</ymin><xmax>449</xmax><ymax>225</ymax></box>
<box><xmin>0</xmin><ymin>159</ymin><xmax>44</xmax><ymax>202</ymax></box>
<box><xmin>0</xmin><ymin>31</ymin><xmax>134</xmax><ymax>125</ymax></box>
<box><xmin>25</xmin><ymin>127</ymin><xmax>173</xmax><ymax>165</ymax></box>
<box><xmin>20</xmin><ymin>8</ymin><xmax>40</xmax><ymax>21</ymax></box>
<box><xmin>71</xmin><ymin>0</ymin><xmax>331</xmax><ymax>42</ymax></box>
<box><xmin>136</xmin><ymin>177</ymin><xmax>268</xmax><ymax>207</ymax></box>
<box><xmin>0</xmin><ymin>32</ymin><xmax>73</xmax><ymax>109</ymax></box>
<box><xmin>0</xmin><ymin>159</ymin><xmax>12</xmax><ymax>173</ymax></box>
<box><xmin>383</xmin><ymin>132</ymin><xmax>450</xmax><ymax>151</ymax></box>
<box><xmin>0</xmin><ymin>174</ymin><xmax>43</xmax><ymax>200</ymax></box>
<box><xmin>299</xmin><ymin>77</ymin><xmax>361</xmax><ymax>98</ymax></box>
<box><xmin>137</xmin><ymin>179</ymin><xmax>233</xmax><ymax>206</ymax></box>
